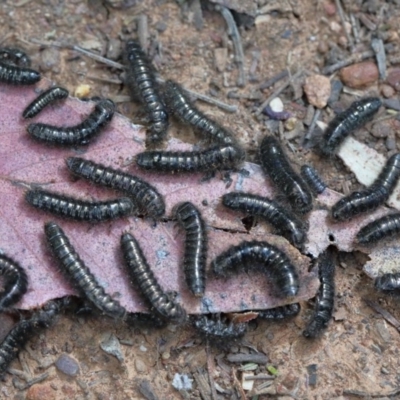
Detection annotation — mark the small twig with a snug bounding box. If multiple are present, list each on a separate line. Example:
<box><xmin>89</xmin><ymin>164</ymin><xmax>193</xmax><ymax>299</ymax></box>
<box><xmin>349</xmin><ymin>13</ymin><xmax>360</xmax><ymax>44</ymax></box>
<box><xmin>322</xmin><ymin>43</ymin><xmax>395</xmax><ymax>75</ymax></box>
<box><xmin>231</xmin><ymin>368</ymin><xmax>247</xmax><ymax>400</ymax></box>
<box><xmin>193</xmin><ymin>368</ymin><xmax>213</xmax><ymax>400</ymax></box>
<box><xmin>256</xmin><ymin>69</ymin><xmax>303</xmax><ymax>115</ymax></box>
<box><xmin>137</xmin><ymin>379</ymin><xmax>160</xmax><ymax>400</ymax></box>
<box><xmin>85</xmin><ymin>74</ymin><xmax>123</xmax><ymax>85</ymax></box>
<box><xmin>206</xmin><ymin>344</ymin><xmax>218</xmax><ymax>400</ymax></box>
<box><xmin>364</xmin><ymin>298</ymin><xmax>400</xmax><ymax>331</ymax></box>
<box><xmin>15</xmin><ymin>0</ymin><xmax>34</xmax><ymax>6</ymax></box>
<box><xmin>335</xmin><ymin>0</ymin><xmax>354</xmax><ymax>50</ymax></box>
<box><xmin>227</xmin><ymin>353</ymin><xmax>268</xmax><ymax>364</ymax></box>
<box><xmin>304</xmin><ymin>108</ymin><xmax>322</xmax><ymax>142</ymax></box>
<box><xmin>244</xmin><ymin>374</ymin><xmax>275</xmax><ymax>381</ymax></box>
<box><xmin>215</xmin><ymin>5</ymin><xmax>246</xmax><ymax>87</ymax></box>
<box><xmin>184</xmin><ymin>87</ymin><xmax>238</xmax><ymax>113</ymax></box>
<box><xmin>137</xmin><ymin>14</ymin><xmax>149</xmax><ymax>52</ymax></box>
<box><xmin>343</xmin><ymin>388</ymin><xmax>400</xmax><ymax>398</ymax></box>
<box><xmin>258</xmin><ymin>70</ymin><xmax>289</xmax><ymax>90</ymax></box>
<box><xmin>371</xmin><ymin>37</ymin><xmax>387</xmax><ymax>80</ymax></box>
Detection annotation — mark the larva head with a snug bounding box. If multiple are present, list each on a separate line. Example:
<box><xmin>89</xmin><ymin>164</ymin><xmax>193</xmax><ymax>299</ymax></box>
<box><xmin>289</xmin><ymin>187</ymin><xmax>313</xmax><ymax>214</ymax></box>
<box><xmin>355</xmin><ymin>97</ymin><xmax>382</xmax><ymax>120</ymax></box>
<box><xmin>375</xmin><ymin>273</ymin><xmax>400</xmax><ymax>292</ymax></box>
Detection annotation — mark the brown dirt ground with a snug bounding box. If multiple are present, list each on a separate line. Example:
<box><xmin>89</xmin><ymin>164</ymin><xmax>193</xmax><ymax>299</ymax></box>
<box><xmin>1</xmin><ymin>0</ymin><xmax>400</xmax><ymax>399</ymax></box>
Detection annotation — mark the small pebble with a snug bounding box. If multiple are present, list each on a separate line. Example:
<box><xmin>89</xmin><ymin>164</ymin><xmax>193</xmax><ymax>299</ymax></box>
<box><xmin>172</xmin><ymin>373</ymin><xmax>193</xmax><ymax>390</ymax></box>
<box><xmin>370</xmin><ymin>120</ymin><xmax>392</xmax><ymax>138</ymax></box>
<box><xmin>380</xmin><ymin>84</ymin><xmax>395</xmax><ymax>98</ymax></box>
<box><xmin>387</xmin><ymin>68</ymin><xmax>400</xmax><ymax>92</ymax></box>
<box><xmin>100</xmin><ymin>333</ymin><xmax>124</xmax><ymax>362</ymax></box>
<box><xmin>40</xmin><ymin>47</ymin><xmax>61</xmax><ymax>73</ymax></box>
<box><xmin>55</xmin><ymin>354</ymin><xmax>80</xmax><ymax>377</ymax></box>
<box><xmin>386</xmin><ymin>135</ymin><xmax>396</xmax><ymax>151</ymax></box>
<box><xmin>135</xmin><ymin>357</ymin><xmax>148</xmax><ymax>373</ymax></box>
<box><xmin>106</xmin><ymin>38</ymin><xmax>122</xmax><ymax>60</ymax></box>
<box><xmin>214</xmin><ymin>48</ymin><xmax>228</xmax><ymax>73</ymax></box>
<box><xmin>327</xmin><ymin>80</ymin><xmax>343</xmax><ymax>104</ymax></box>
<box><xmin>340</xmin><ymin>61</ymin><xmax>379</xmax><ymax>88</ymax></box>
<box><xmin>74</xmin><ymin>84</ymin><xmax>91</xmax><ymax>98</ymax></box>
<box><xmin>155</xmin><ymin>21</ymin><xmax>167</xmax><ymax>33</ymax></box>
<box><xmin>26</xmin><ymin>384</ymin><xmax>55</xmax><ymax>400</ymax></box>
<box><xmin>303</xmin><ymin>75</ymin><xmax>331</xmax><ymax>108</ymax></box>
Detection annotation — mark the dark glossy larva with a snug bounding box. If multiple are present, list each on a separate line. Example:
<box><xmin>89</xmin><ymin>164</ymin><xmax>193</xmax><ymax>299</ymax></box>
<box><xmin>136</xmin><ymin>144</ymin><xmax>245</xmax><ymax>173</ymax></box>
<box><xmin>120</xmin><ymin>232</ymin><xmax>187</xmax><ymax>324</ymax></box>
<box><xmin>212</xmin><ymin>240</ymin><xmax>299</xmax><ymax>298</ymax></box>
<box><xmin>0</xmin><ymin>62</ymin><xmax>40</xmax><ymax>85</ymax></box>
<box><xmin>222</xmin><ymin>192</ymin><xmax>307</xmax><ymax>249</ymax></box>
<box><xmin>257</xmin><ymin>303</ymin><xmax>300</xmax><ymax>320</ymax></box>
<box><xmin>375</xmin><ymin>273</ymin><xmax>400</xmax><ymax>292</ymax></box>
<box><xmin>174</xmin><ymin>202</ymin><xmax>207</xmax><ymax>297</ymax></box>
<box><xmin>0</xmin><ymin>47</ymin><xmax>31</xmax><ymax>67</ymax></box>
<box><xmin>66</xmin><ymin>157</ymin><xmax>165</xmax><ymax>219</ymax></box>
<box><xmin>124</xmin><ymin>40</ymin><xmax>169</xmax><ymax>145</ymax></box>
<box><xmin>300</xmin><ymin>165</ymin><xmax>326</xmax><ymax>195</ymax></box>
<box><xmin>0</xmin><ymin>300</ymin><xmax>63</xmax><ymax>378</ymax></box>
<box><xmin>45</xmin><ymin>222</ymin><xmax>128</xmax><ymax>320</ymax></box>
<box><xmin>190</xmin><ymin>314</ymin><xmax>248</xmax><ymax>345</ymax></box>
<box><xmin>259</xmin><ymin>136</ymin><xmax>313</xmax><ymax>214</ymax></box>
<box><xmin>303</xmin><ymin>250</ymin><xmax>335</xmax><ymax>338</ymax></box>
<box><xmin>356</xmin><ymin>213</ymin><xmax>400</xmax><ymax>244</ymax></box>
<box><xmin>26</xmin><ymin>189</ymin><xmax>134</xmax><ymax>222</ymax></box>
<box><xmin>23</xmin><ymin>86</ymin><xmax>69</xmax><ymax>119</ymax></box>
<box><xmin>27</xmin><ymin>99</ymin><xmax>115</xmax><ymax>145</ymax></box>
<box><xmin>320</xmin><ymin>97</ymin><xmax>382</xmax><ymax>155</ymax></box>
<box><xmin>0</xmin><ymin>254</ymin><xmax>28</xmax><ymax>310</ymax></box>
<box><xmin>163</xmin><ymin>80</ymin><xmax>237</xmax><ymax>146</ymax></box>
<box><xmin>332</xmin><ymin>153</ymin><xmax>400</xmax><ymax>221</ymax></box>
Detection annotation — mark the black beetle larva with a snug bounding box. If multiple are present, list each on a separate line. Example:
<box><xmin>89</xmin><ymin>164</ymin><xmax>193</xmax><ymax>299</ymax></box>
<box><xmin>259</xmin><ymin>135</ymin><xmax>313</xmax><ymax>214</ymax></box>
<box><xmin>303</xmin><ymin>250</ymin><xmax>335</xmax><ymax>338</ymax></box>
<box><xmin>375</xmin><ymin>272</ymin><xmax>400</xmax><ymax>292</ymax></box>
<box><xmin>257</xmin><ymin>303</ymin><xmax>300</xmax><ymax>320</ymax></box>
<box><xmin>174</xmin><ymin>202</ymin><xmax>207</xmax><ymax>297</ymax></box>
<box><xmin>0</xmin><ymin>47</ymin><xmax>31</xmax><ymax>67</ymax></box>
<box><xmin>26</xmin><ymin>189</ymin><xmax>134</xmax><ymax>222</ymax></box>
<box><xmin>66</xmin><ymin>157</ymin><xmax>165</xmax><ymax>219</ymax></box>
<box><xmin>212</xmin><ymin>240</ymin><xmax>299</xmax><ymax>298</ymax></box>
<box><xmin>27</xmin><ymin>98</ymin><xmax>115</xmax><ymax>145</ymax></box>
<box><xmin>300</xmin><ymin>165</ymin><xmax>326</xmax><ymax>195</ymax></box>
<box><xmin>120</xmin><ymin>232</ymin><xmax>187</xmax><ymax>324</ymax></box>
<box><xmin>45</xmin><ymin>222</ymin><xmax>129</xmax><ymax>320</ymax></box>
<box><xmin>124</xmin><ymin>40</ymin><xmax>169</xmax><ymax>146</ymax></box>
<box><xmin>0</xmin><ymin>61</ymin><xmax>40</xmax><ymax>85</ymax></box>
<box><xmin>0</xmin><ymin>254</ymin><xmax>28</xmax><ymax>311</ymax></box>
<box><xmin>222</xmin><ymin>192</ymin><xmax>307</xmax><ymax>249</ymax></box>
<box><xmin>23</xmin><ymin>86</ymin><xmax>69</xmax><ymax>119</ymax></box>
<box><xmin>136</xmin><ymin>144</ymin><xmax>245</xmax><ymax>173</ymax></box>
<box><xmin>356</xmin><ymin>212</ymin><xmax>400</xmax><ymax>245</ymax></box>
<box><xmin>332</xmin><ymin>153</ymin><xmax>400</xmax><ymax>222</ymax></box>
<box><xmin>320</xmin><ymin>97</ymin><xmax>382</xmax><ymax>155</ymax></box>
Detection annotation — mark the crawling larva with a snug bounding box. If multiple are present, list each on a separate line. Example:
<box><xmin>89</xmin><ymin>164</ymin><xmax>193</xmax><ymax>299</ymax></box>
<box><xmin>0</xmin><ymin>62</ymin><xmax>40</xmax><ymax>85</ymax></box>
<box><xmin>25</xmin><ymin>189</ymin><xmax>134</xmax><ymax>222</ymax></box>
<box><xmin>257</xmin><ymin>303</ymin><xmax>300</xmax><ymax>320</ymax></box>
<box><xmin>222</xmin><ymin>192</ymin><xmax>307</xmax><ymax>249</ymax></box>
<box><xmin>120</xmin><ymin>232</ymin><xmax>187</xmax><ymax>324</ymax></box>
<box><xmin>136</xmin><ymin>144</ymin><xmax>245</xmax><ymax>173</ymax></box>
<box><xmin>174</xmin><ymin>202</ymin><xmax>207</xmax><ymax>297</ymax></box>
<box><xmin>303</xmin><ymin>250</ymin><xmax>335</xmax><ymax>338</ymax></box>
<box><xmin>45</xmin><ymin>222</ymin><xmax>129</xmax><ymax>320</ymax></box>
<box><xmin>332</xmin><ymin>153</ymin><xmax>400</xmax><ymax>221</ymax></box>
<box><xmin>212</xmin><ymin>240</ymin><xmax>299</xmax><ymax>298</ymax></box>
<box><xmin>356</xmin><ymin>212</ymin><xmax>400</xmax><ymax>245</ymax></box>
<box><xmin>66</xmin><ymin>157</ymin><xmax>165</xmax><ymax>219</ymax></box>
<box><xmin>124</xmin><ymin>40</ymin><xmax>169</xmax><ymax>146</ymax></box>
<box><xmin>0</xmin><ymin>299</ymin><xmax>64</xmax><ymax>378</ymax></box>
<box><xmin>23</xmin><ymin>86</ymin><xmax>69</xmax><ymax>119</ymax></box>
<box><xmin>320</xmin><ymin>97</ymin><xmax>382</xmax><ymax>155</ymax></box>
<box><xmin>163</xmin><ymin>80</ymin><xmax>238</xmax><ymax>146</ymax></box>
<box><xmin>300</xmin><ymin>165</ymin><xmax>326</xmax><ymax>195</ymax></box>
<box><xmin>0</xmin><ymin>254</ymin><xmax>28</xmax><ymax>311</ymax></box>
<box><xmin>259</xmin><ymin>135</ymin><xmax>313</xmax><ymax>214</ymax></box>
<box><xmin>375</xmin><ymin>272</ymin><xmax>400</xmax><ymax>292</ymax></box>
<box><xmin>27</xmin><ymin>98</ymin><xmax>115</xmax><ymax>145</ymax></box>
<box><xmin>0</xmin><ymin>47</ymin><xmax>31</xmax><ymax>67</ymax></box>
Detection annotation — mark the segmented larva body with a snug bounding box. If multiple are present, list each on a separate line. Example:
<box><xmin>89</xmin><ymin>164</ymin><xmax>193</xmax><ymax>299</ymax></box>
<box><xmin>0</xmin><ymin>62</ymin><xmax>40</xmax><ymax>85</ymax></box>
<box><xmin>375</xmin><ymin>272</ymin><xmax>400</xmax><ymax>292</ymax></box>
<box><xmin>25</xmin><ymin>189</ymin><xmax>134</xmax><ymax>222</ymax></box>
<box><xmin>332</xmin><ymin>153</ymin><xmax>400</xmax><ymax>221</ymax></box>
<box><xmin>212</xmin><ymin>240</ymin><xmax>299</xmax><ymax>298</ymax></box>
<box><xmin>66</xmin><ymin>157</ymin><xmax>165</xmax><ymax>219</ymax></box>
<box><xmin>45</xmin><ymin>222</ymin><xmax>128</xmax><ymax>320</ymax></box>
<box><xmin>257</xmin><ymin>303</ymin><xmax>300</xmax><ymax>320</ymax></box>
<box><xmin>163</xmin><ymin>80</ymin><xmax>237</xmax><ymax>146</ymax></box>
<box><xmin>136</xmin><ymin>144</ymin><xmax>245</xmax><ymax>173</ymax></box>
<box><xmin>320</xmin><ymin>97</ymin><xmax>382</xmax><ymax>155</ymax></box>
<box><xmin>0</xmin><ymin>254</ymin><xmax>28</xmax><ymax>311</ymax></box>
<box><xmin>222</xmin><ymin>192</ymin><xmax>307</xmax><ymax>249</ymax></box>
<box><xmin>356</xmin><ymin>212</ymin><xmax>400</xmax><ymax>244</ymax></box>
<box><xmin>23</xmin><ymin>86</ymin><xmax>69</xmax><ymax>119</ymax></box>
<box><xmin>0</xmin><ymin>47</ymin><xmax>31</xmax><ymax>67</ymax></box>
<box><xmin>259</xmin><ymin>136</ymin><xmax>313</xmax><ymax>214</ymax></box>
<box><xmin>27</xmin><ymin>99</ymin><xmax>115</xmax><ymax>145</ymax></box>
<box><xmin>124</xmin><ymin>40</ymin><xmax>169</xmax><ymax>145</ymax></box>
<box><xmin>174</xmin><ymin>202</ymin><xmax>207</xmax><ymax>297</ymax></box>
<box><xmin>300</xmin><ymin>165</ymin><xmax>326</xmax><ymax>195</ymax></box>
<box><xmin>0</xmin><ymin>300</ymin><xmax>62</xmax><ymax>378</ymax></box>
<box><xmin>190</xmin><ymin>314</ymin><xmax>248</xmax><ymax>344</ymax></box>
<box><xmin>120</xmin><ymin>233</ymin><xmax>187</xmax><ymax>324</ymax></box>
<box><xmin>303</xmin><ymin>250</ymin><xmax>335</xmax><ymax>338</ymax></box>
